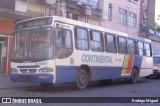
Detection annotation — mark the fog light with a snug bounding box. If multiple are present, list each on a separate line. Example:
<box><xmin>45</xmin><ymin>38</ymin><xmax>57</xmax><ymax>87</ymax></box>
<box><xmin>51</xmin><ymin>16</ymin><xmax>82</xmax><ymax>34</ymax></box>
<box><xmin>38</xmin><ymin>67</ymin><xmax>54</xmax><ymax>73</ymax></box>
<box><xmin>11</xmin><ymin>68</ymin><xmax>18</xmax><ymax>73</ymax></box>
<box><xmin>39</xmin><ymin>75</ymin><xmax>48</xmax><ymax>79</ymax></box>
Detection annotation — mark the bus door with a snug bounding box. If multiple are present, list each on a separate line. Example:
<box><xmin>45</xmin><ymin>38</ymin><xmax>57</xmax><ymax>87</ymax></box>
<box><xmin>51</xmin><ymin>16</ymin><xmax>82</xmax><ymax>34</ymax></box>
<box><xmin>144</xmin><ymin>43</ymin><xmax>153</xmax><ymax>76</ymax></box>
<box><xmin>136</xmin><ymin>41</ymin><xmax>146</xmax><ymax>76</ymax></box>
<box><xmin>137</xmin><ymin>41</ymin><xmax>152</xmax><ymax>77</ymax></box>
<box><xmin>54</xmin><ymin>22</ymin><xmax>74</xmax><ymax>83</ymax></box>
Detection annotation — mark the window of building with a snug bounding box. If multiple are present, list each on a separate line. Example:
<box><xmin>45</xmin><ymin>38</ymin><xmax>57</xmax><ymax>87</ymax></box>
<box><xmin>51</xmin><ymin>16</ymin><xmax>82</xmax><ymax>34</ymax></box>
<box><xmin>142</xmin><ymin>12</ymin><xmax>147</xmax><ymax>26</ymax></box>
<box><xmin>108</xmin><ymin>4</ymin><xmax>112</xmax><ymax>21</ymax></box>
<box><xmin>137</xmin><ymin>41</ymin><xmax>144</xmax><ymax>56</ymax></box>
<box><xmin>75</xmin><ymin>27</ymin><xmax>89</xmax><ymax>50</ymax></box>
<box><xmin>127</xmin><ymin>39</ymin><xmax>136</xmax><ymax>55</ymax></box>
<box><xmin>118</xmin><ymin>37</ymin><xmax>127</xmax><ymax>54</ymax></box>
<box><xmin>0</xmin><ymin>0</ymin><xmax>15</xmax><ymax>10</ymax></box>
<box><xmin>90</xmin><ymin>30</ymin><xmax>104</xmax><ymax>52</ymax></box>
<box><xmin>129</xmin><ymin>0</ymin><xmax>138</xmax><ymax>4</ymax></box>
<box><xmin>145</xmin><ymin>43</ymin><xmax>152</xmax><ymax>57</ymax></box>
<box><xmin>143</xmin><ymin>0</ymin><xmax>148</xmax><ymax>9</ymax></box>
<box><xmin>128</xmin><ymin>12</ymin><xmax>137</xmax><ymax>28</ymax></box>
<box><xmin>119</xmin><ymin>8</ymin><xmax>127</xmax><ymax>25</ymax></box>
<box><xmin>134</xmin><ymin>0</ymin><xmax>138</xmax><ymax>1</ymax></box>
<box><xmin>142</xmin><ymin>19</ymin><xmax>147</xmax><ymax>26</ymax></box>
<box><xmin>105</xmin><ymin>33</ymin><xmax>117</xmax><ymax>53</ymax></box>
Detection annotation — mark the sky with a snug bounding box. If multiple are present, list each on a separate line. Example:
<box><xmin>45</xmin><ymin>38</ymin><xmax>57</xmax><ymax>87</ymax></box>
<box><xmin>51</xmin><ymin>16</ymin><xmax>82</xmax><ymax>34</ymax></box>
<box><xmin>155</xmin><ymin>0</ymin><xmax>160</xmax><ymax>24</ymax></box>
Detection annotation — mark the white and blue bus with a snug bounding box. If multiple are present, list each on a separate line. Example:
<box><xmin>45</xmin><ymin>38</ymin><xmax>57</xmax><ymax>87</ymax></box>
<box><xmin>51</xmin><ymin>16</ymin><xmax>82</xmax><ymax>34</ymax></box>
<box><xmin>11</xmin><ymin>16</ymin><xmax>153</xmax><ymax>90</ymax></box>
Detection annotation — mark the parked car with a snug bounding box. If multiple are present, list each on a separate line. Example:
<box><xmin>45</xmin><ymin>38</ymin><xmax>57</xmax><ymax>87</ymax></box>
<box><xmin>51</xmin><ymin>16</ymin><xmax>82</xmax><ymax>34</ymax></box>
<box><xmin>152</xmin><ymin>55</ymin><xmax>160</xmax><ymax>77</ymax></box>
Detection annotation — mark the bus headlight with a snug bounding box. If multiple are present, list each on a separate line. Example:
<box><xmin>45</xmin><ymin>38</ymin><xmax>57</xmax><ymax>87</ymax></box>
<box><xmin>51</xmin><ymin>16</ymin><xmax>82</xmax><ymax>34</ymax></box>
<box><xmin>38</xmin><ymin>67</ymin><xmax>54</xmax><ymax>73</ymax></box>
<box><xmin>11</xmin><ymin>68</ymin><xmax>18</xmax><ymax>73</ymax></box>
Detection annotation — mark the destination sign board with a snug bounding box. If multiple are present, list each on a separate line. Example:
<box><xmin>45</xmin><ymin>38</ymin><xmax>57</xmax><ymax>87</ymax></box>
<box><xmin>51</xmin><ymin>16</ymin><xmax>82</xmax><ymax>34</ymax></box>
<box><xmin>15</xmin><ymin>17</ymin><xmax>53</xmax><ymax>30</ymax></box>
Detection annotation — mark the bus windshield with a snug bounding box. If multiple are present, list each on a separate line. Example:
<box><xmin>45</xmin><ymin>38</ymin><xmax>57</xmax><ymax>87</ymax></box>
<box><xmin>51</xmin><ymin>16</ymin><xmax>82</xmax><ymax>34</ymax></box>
<box><xmin>12</xmin><ymin>27</ymin><xmax>54</xmax><ymax>61</ymax></box>
<box><xmin>153</xmin><ymin>57</ymin><xmax>160</xmax><ymax>64</ymax></box>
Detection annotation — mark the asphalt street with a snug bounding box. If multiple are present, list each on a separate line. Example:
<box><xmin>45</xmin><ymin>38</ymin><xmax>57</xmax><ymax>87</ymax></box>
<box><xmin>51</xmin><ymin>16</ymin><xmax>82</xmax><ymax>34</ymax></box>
<box><xmin>0</xmin><ymin>75</ymin><xmax>159</xmax><ymax>106</ymax></box>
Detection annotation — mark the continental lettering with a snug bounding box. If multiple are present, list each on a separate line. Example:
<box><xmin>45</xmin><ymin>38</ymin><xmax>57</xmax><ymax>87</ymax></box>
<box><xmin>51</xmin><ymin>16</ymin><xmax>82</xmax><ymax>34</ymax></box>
<box><xmin>82</xmin><ymin>54</ymin><xmax>113</xmax><ymax>63</ymax></box>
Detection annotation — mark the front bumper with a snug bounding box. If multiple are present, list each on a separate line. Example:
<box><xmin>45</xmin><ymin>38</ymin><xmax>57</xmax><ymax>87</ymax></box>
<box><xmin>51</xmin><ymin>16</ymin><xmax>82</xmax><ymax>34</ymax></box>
<box><xmin>10</xmin><ymin>74</ymin><xmax>54</xmax><ymax>83</ymax></box>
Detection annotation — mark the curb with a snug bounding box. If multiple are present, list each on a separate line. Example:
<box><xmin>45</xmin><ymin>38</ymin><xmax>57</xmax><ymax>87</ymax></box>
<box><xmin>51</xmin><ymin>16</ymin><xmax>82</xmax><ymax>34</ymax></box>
<box><xmin>0</xmin><ymin>85</ymin><xmax>40</xmax><ymax>90</ymax></box>
<box><xmin>0</xmin><ymin>74</ymin><xmax>10</xmax><ymax>77</ymax></box>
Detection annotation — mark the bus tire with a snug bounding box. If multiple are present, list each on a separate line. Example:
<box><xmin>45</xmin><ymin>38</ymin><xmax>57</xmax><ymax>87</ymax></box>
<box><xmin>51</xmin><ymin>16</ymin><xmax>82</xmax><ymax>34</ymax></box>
<box><xmin>130</xmin><ymin>68</ymin><xmax>139</xmax><ymax>84</ymax></box>
<box><xmin>76</xmin><ymin>68</ymin><xmax>88</xmax><ymax>90</ymax></box>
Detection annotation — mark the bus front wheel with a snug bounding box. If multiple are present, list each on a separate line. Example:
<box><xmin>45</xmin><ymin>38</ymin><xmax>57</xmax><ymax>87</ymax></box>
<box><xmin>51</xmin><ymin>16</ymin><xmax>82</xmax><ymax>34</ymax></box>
<box><xmin>76</xmin><ymin>68</ymin><xmax>88</xmax><ymax>90</ymax></box>
<box><xmin>130</xmin><ymin>68</ymin><xmax>139</xmax><ymax>84</ymax></box>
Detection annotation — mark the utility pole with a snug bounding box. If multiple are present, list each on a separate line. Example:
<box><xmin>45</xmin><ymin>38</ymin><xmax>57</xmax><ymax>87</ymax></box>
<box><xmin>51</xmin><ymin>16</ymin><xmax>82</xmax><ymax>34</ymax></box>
<box><xmin>146</xmin><ymin>0</ymin><xmax>150</xmax><ymax>38</ymax></box>
<box><xmin>56</xmin><ymin>0</ymin><xmax>61</xmax><ymax>16</ymax></box>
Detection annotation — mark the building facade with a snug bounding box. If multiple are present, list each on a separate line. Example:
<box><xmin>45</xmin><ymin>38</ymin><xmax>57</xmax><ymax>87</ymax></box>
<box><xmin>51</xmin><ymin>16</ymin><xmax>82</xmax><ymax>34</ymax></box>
<box><xmin>0</xmin><ymin>0</ymin><xmax>104</xmax><ymax>74</ymax></box>
<box><xmin>139</xmin><ymin>0</ymin><xmax>155</xmax><ymax>37</ymax></box>
<box><xmin>139</xmin><ymin>0</ymin><xmax>160</xmax><ymax>55</ymax></box>
<box><xmin>0</xmin><ymin>0</ymin><xmax>54</xmax><ymax>74</ymax></box>
<box><xmin>100</xmin><ymin>0</ymin><xmax>140</xmax><ymax>38</ymax></box>
<box><xmin>59</xmin><ymin>0</ymin><xmax>102</xmax><ymax>25</ymax></box>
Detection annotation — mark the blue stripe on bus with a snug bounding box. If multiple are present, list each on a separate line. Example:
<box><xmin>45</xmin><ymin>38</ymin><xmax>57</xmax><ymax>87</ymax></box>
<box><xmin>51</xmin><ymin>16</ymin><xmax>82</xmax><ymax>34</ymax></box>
<box><xmin>56</xmin><ymin>66</ymin><xmax>78</xmax><ymax>83</ymax></box>
<box><xmin>10</xmin><ymin>74</ymin><xmax>53</xmax><ymax>83</ymax></box>
<box><xmin>90</xmin><ymin>66</ymin><xmax>123</xmax><ymax>81</ymax></box>
<box><xmin>55</xmin><ymin>66</ymin><xmax>127</xmax><ymax>83</ymax></box>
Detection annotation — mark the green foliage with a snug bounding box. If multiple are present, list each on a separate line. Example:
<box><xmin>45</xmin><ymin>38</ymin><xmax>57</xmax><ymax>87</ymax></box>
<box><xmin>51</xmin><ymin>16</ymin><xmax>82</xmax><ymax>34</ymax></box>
<box><xmin>156</xmin><ymin>23</ymin><xmax>160</xmax><ymax>31</ymax></box>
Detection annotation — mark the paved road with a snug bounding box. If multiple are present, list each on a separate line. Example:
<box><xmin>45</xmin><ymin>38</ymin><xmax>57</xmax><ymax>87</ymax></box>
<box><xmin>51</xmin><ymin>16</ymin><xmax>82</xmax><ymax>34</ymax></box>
<box><xmin>0</xmin><ymin>77</ymin><xmax>160</xmax><ymax>106</ymax></box>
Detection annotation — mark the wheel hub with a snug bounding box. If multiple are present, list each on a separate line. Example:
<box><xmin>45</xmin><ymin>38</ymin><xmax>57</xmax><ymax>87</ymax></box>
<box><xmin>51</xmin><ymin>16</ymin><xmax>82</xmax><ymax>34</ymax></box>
<box><xmin>79</xmin><ymin>74</ymin><xmax>86</xmax><ymax>85</ymax></box>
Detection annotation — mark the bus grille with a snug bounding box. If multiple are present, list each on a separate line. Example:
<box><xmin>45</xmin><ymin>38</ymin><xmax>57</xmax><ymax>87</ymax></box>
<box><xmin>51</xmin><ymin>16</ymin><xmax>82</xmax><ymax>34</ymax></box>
<box><xmin>17</xmin><ymin>65</ymin><xmax>40</xmax><ymax>68</ymax></box>
<box><xmin>20</xmin><ymin>69</ymin><xmax>37</xmax><ymax>73</ymax></box>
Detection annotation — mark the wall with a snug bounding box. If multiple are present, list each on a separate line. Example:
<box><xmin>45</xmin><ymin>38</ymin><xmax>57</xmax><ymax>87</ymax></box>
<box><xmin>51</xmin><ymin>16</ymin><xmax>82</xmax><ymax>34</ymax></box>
<box><xmin>101</xmin><ymin>0</ymin><xmax>140</xmax><ymax>38</ymax></box>
<box><xmin>27</xmin><ymin>1</ymin><xmax>50</xmax><ymax>16</ymax></box>
<box><xmin>65</xmin><ymin>1</ymin><xmax>102</xmax><ymax>26</ymax></box>
<box><xmin>0</xmin><ymin>19</ymin><xmax>14</xmax><ymax>34</ymax></box>
<box><xmin>148</xmin><ymin>0</ymin><xmax>155</xmax><ymax>29</ymax></box>
<box><xmin>0</xmin><ymin>19</ymin><xmax>14</xmax><ymax>74</ymax></box>
<box><xmin>0</xmin><ymin>0</ymin><xmax>15</xmax><ymax>10</ymax></box>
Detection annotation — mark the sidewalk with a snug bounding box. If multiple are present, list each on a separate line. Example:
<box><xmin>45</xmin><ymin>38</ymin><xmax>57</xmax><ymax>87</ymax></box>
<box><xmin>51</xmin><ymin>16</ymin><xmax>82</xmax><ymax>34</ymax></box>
<box><xmin>0</xmin><ymin>74</ymin><xmax>39</xmax><ymax>89</ymax></box>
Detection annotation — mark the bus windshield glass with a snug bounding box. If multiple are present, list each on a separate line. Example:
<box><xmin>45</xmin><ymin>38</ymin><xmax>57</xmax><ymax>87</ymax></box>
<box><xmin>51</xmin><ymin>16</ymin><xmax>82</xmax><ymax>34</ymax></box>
<box><xmin>12</xmin><ymin>27</ymin><xmax>53</xmax><ymax>61</ymax></box>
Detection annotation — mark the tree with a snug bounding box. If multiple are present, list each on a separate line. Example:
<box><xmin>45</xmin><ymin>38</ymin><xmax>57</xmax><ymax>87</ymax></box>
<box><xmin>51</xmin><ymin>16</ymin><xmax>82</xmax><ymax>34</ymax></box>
<box><xmin>156</xmin><ymin>23</ymin><xmax>160</xmax><ymax>31</ymax></box>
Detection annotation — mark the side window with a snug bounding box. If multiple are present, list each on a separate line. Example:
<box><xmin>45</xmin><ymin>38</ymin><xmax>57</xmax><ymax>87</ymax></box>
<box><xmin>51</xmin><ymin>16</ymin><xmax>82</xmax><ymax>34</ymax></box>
<box><xmin>137</xmin><ymin>41</ymin><xmax>144</xmax><ymax>56</ymax></box>
<box><xmin>128</xmin><ymin>39</ymin><xmax>136</xmax><ymax>55</ymax></box>
<box><xmin>145</xmin><ymin>43</ymin><xmax>152</xmax><ymax>57</ymax></box>
<box><xmin>55</xmin><ymin>28</ymin><xmax>72</xmax><ymax>48</ymax></box>
<box><xmin>75</xmin><ymin>27</ymin><xmax>89</xmax><ymax>50</ymax></box>
<box><xmin>90</xmin><ymin>30</ymin><xmax>104</xmax><ymax>52</ymax></box>
<box><xmin>105</xmin><ymin>33</ymin><xmax>117</xmax><ymax>53</ymax></box>
<box><xmin>55</xmin><ymin>27</ymin><xmax>73</xmax><ymax>59</ymax></box>
<box><xmin>118</xmin><ymin>37</ymin><xmax>127</xmax><ymax>54</ymax></box>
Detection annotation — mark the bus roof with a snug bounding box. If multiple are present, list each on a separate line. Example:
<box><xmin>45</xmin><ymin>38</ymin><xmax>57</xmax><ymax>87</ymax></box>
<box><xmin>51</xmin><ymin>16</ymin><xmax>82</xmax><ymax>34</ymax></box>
<box><xmin>15</xmin><ymin>16</ymin><xmax>151</xmax><ymax>43</ymax></box>
<box><xmin>15</xmin><ymin>16</ymin><xmax>127</xmax><ymax>37</ymax></box>
<box><xmin>52</xmin><ymin>16</ymin><xmax>128</xmax><ymax>37</ymax></box>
